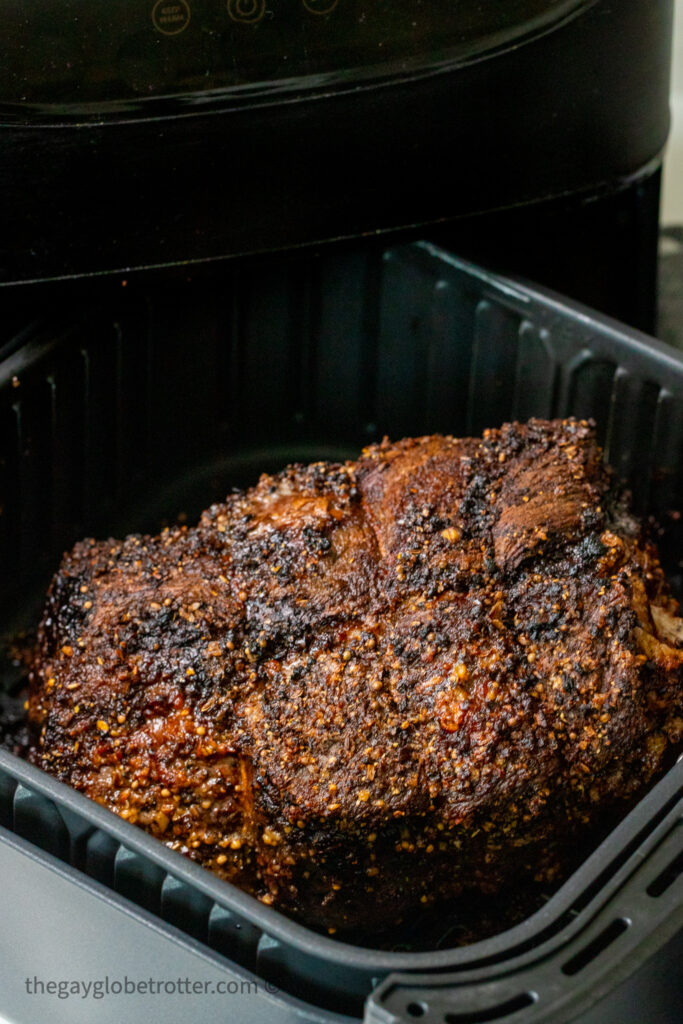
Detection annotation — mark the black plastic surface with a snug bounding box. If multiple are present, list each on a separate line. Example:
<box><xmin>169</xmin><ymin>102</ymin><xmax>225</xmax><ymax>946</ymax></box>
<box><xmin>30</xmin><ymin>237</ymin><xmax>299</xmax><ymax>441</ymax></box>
<box><xmin>0</xmin><ymin>0</ymin><xmax>671</xmax><ymax>283</ymax></box>
<box><xmin>0</xmin><ymin>0</ymin><xmax>590</xmax><ymax>114</ymax></box>
<box><xmin>1</xmin><ymin>243</ymin><xmax>683</xmax><ymax>1022</ymax></box>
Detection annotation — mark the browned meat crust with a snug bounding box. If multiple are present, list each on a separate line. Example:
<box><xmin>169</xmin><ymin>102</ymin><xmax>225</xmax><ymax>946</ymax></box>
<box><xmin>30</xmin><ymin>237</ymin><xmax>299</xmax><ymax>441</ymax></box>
<box><xmin>28</xmin><ymin>419</ymin><xmax>683</xmax><ymax>932</ymax></box>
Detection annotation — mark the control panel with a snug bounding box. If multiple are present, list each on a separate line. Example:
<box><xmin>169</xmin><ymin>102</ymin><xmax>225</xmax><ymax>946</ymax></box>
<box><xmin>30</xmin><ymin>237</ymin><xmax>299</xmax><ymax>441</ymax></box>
<box><xmin>0</xmin><ymin>0</ymin><xmax>590</xmax><ymax>117</ymax></box>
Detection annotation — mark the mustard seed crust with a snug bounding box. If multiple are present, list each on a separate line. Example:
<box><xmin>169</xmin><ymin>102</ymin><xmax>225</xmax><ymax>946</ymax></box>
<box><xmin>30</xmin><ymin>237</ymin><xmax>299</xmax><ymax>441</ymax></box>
<box><xmin>28</xmin><ymin>419</ymin><xmax>683</xmax><ymax>932</ymax></box>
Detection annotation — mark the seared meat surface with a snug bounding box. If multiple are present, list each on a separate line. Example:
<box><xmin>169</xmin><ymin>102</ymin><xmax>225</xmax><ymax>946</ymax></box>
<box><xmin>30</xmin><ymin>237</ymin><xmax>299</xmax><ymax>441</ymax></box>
<box><xmin>28</xmin><ymin>419</ymin><xmax>683</xmax><ymax>932</ymax></box>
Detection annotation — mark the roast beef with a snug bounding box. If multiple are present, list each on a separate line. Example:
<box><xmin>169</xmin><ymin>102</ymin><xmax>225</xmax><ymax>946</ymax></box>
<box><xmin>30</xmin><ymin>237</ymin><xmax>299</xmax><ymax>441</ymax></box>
<box><xmin>28</xmin><ymin>418</ymin><xmax>683</xmax><ymax>933</ymax></box>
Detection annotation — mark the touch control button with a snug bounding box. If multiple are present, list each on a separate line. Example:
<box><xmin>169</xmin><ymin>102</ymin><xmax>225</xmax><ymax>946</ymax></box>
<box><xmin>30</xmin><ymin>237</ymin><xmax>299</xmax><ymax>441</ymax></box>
<box><xmin>152</xmin><ymin>0</ymin><xmax>191</xmax><ymax>35</ymax></box>
<box><xmin>227</xmin><ymin>0</ymin><xmax>266</xmax><ymax>23</ymax></box>
<box><xmin>302</xmin><ymin>0</ymin><xmax>339</xmax><ymax>14</ymax></box>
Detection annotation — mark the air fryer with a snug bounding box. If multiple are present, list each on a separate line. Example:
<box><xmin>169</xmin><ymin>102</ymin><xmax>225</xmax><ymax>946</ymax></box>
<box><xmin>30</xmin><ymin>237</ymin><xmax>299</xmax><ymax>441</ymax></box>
<box><xmin>0</xmin><ymin>3</ymin><xmax>679</xmax><ymax>1023</ymax></box>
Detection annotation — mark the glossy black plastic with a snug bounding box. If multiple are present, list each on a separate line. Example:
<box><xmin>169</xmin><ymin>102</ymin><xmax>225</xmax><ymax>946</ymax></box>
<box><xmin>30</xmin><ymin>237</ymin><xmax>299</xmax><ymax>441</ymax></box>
<box><xmin>0</xmin><ymin>0</ymin><xmax>672</xmax><ymax>285</ymax></box>
<box><xmin>0</xmin><ymin>0</ymin><xmax>591</xmax><ymax>114</ymax></box>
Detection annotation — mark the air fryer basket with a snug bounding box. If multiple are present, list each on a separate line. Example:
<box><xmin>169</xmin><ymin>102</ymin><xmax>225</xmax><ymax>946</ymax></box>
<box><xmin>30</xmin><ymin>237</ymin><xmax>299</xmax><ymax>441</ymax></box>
<box><xmin>1</xmin><ymin>241</ymin><xmax>683</xmax><ymax>1024</ymax></box>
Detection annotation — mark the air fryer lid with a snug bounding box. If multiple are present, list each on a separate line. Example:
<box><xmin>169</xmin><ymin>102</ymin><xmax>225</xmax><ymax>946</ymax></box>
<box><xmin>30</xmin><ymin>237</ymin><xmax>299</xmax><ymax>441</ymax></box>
<box><xmin>0</xmin><ymin>0</ymin><xmax>589</xmax><ymax>114</ymax></box>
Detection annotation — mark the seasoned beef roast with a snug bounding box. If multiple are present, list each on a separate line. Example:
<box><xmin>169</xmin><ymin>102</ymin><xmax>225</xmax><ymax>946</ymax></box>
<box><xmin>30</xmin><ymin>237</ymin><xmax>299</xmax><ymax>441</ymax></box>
<box><xmin>28</xmin><ymin>419</ymin><xmax>683</xmax><ymax>932</ymax></box>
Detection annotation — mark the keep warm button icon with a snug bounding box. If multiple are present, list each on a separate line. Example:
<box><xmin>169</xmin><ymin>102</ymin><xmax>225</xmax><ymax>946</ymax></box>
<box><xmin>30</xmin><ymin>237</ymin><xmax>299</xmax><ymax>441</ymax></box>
<box><xmin>152</xmin><ymin>0</ymin><xmax>191</xmax><ymax>35</ymax></box>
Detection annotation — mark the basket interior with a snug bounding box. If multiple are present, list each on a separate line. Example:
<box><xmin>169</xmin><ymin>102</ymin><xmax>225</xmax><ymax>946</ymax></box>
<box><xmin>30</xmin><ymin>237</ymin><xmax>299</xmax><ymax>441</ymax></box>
<box><xmin>1</xmin><ymin>239</ymin><xmax>683</xmax><ymax>1014</ymax></box>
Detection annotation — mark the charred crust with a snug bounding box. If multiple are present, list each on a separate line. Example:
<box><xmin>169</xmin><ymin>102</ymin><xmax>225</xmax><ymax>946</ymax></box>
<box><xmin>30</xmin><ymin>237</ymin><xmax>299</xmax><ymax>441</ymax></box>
<box><xmin>27</xmin><ymin>418</ymin><xmax>683</xmax><ymax>933</ymax></box>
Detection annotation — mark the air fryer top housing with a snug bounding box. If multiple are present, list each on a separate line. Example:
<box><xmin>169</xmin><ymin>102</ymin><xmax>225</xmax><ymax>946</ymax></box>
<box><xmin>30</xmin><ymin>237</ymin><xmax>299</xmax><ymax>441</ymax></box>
<box><xmin>0</xmin><ymin>0</ymin><xmax>673</xmax><ymax>282</ymax></box>
<box><xmin>0</xmin><ymin>0</ymin><xmax>591</xmax><ymax>115</ymax></box>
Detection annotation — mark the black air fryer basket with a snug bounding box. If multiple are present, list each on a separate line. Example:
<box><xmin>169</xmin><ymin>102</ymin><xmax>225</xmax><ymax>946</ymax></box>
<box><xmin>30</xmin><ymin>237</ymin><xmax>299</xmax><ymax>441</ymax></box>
<box><xmin>1</xmin><ymin>242</ymin><xmax>683</xmax><ymax>1024</ymax></box>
